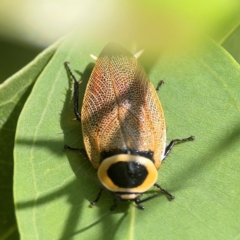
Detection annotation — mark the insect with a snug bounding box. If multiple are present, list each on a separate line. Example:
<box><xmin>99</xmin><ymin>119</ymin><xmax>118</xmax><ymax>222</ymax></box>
<box><xmin>65</xmin><ymin>42</ymin><xmax>194</xmax><ymax>210</ymax></box>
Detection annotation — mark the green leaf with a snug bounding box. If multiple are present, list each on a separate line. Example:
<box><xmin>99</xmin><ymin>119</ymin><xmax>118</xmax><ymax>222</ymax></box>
<box><xmin>222</xmin><ymin>22</ymin><xmax>240</xmax><ymax>64</ymax></box>
<box><xmin>0</xmin><ymin>39</ymin><xmax>62</xmax><ymax>240</ymax></box>
<box><xmin>14</xmin><ymin>38</ymin><xmax>240</xmax><ymax>239</ymax></box>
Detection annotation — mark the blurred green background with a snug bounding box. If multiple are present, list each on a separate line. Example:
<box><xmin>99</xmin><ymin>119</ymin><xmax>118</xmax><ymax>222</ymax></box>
<box><xmin>0</xmin><ymin>1</ymin><xmax>240</xmax><ymax>239</ymax></box>
<box><xmin>0</xmin><ymin>0</ymin><xmax>240</xmax><ymax>82</ymax></box>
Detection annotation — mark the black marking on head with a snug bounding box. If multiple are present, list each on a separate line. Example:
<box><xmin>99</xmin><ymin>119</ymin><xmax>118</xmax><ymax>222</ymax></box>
<box><xmin>130</xmin><ymin>150</ymin><xmax>154</xmax><ymax>161</ymax></box>
<box><xmin>107</xmin><ymin>161</ymin><xmax>148</xmax><ymax>188</ymax></box>
<box><xmin>101</xmin><ymin>149</ymin><xmax>129</xmax><ymax>161</ymax></box>
<box><xmin>101</xmin><ymin>149</ymin><xmax>154</xmax><ymax>163</ymax></box>
<box><xmin>99</xmin><ymin>42</ymin><xmax>132</xmax><ymax>58</ymax></box>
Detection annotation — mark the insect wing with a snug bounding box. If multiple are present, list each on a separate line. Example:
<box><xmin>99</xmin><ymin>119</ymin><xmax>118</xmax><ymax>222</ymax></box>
<box><xmin>81</xmin><ymin>43</ymin><xmax>165</xmax><ymax>169</ymax></box>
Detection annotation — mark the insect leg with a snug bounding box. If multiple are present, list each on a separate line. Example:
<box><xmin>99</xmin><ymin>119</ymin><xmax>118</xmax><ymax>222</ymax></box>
<box><xmin>90</xmin><ymin>188</ymin><xmax>104</xmax><ymax>207</ymax></box>
<box><xmin>163</xmin><ymin>135</ymin><xmax>195</xmax><ymax>160</ymax></box>
<box><xmin>109</xmin><ymin>194</ymin><xmax>122</xmax><ymax>210</ymax></box>
<box><xmin>65</xmin><ymin>61</ymin><xmax>81</xmax><ymax>121</ymax></box>
<box><xmin>64</xmin><ymin>144</ymin><xmax>88</xmax><ymax>158</ymax></box>
<box><xmin>156</xmin><ymin>80</ymin><xmax>165</xmax><ymax>92</ymax></box>
<box><xmin>134</xmin><ymin>198</ymin><xmax>145</xmax><ymax>210</ymax></box>
<box><xmin>154</xmin><ymin>183</ymin><xmax>175</xmax><ymax>200</ymax></box>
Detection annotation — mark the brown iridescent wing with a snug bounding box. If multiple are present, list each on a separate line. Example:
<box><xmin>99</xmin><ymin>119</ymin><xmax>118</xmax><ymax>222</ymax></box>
<box><xmin>81</xmin><ymin>43</ymin><xmax>166</xmax><ymax>169</ymax></box>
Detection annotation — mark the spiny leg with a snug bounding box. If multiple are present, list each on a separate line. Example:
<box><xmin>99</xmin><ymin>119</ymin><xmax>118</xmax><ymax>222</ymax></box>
<box><xmin>65</xmin><ymin>61</ymin><xmax>81</xmax><ymax>121</ymax></box>
<box><xmin>163</xmin><ymin>135</ymin><xmax>195</xmax><ymax>160</ymax></box>
<box><xmin>90</xmin><ymin>188</ymin><xmax>104</xmax><ymax>207</ymax></box>
<box><xmin>109</xmin><ymin>194</ymin><xmax>122</xmax><ymax>211</ymax></box>
<box><xmin>64</xmin><ymin>144</ymin><xmax>88</xmax><ymax>158</ymax></box>
<box><xmin>64</xmin><ymin>144</ymin><xmax>80</xmax><ymax>151</ymax></box>
<box><xmin>154</xmin><ymin>183</ymin><xmax>175</xmax><ymax>200</ymax></box>
<box><xmin>134</xmin><ymin>198</ymin><xmax>145</xmax><ymax>210</ymax></box>
<box><xmin>136</xmin><ymin>185</ymin><xmax>174</xmax><ymax>206</ymax></box>
<box><xmin>156</xmin><ymin>80</ymin><xmax>165</xmax><ymax>92</ymax></box>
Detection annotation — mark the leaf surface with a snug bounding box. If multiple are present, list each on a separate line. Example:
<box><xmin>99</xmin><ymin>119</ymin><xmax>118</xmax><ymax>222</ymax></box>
<box><xmin>0</xmin><ymin>39</ymin><xmax>61</xmax><ymax>240</ymax></box>
<box><xmin>14</xmin><ymin>38</ymin><xmax>240</xmax><ymax>240</ymax></box>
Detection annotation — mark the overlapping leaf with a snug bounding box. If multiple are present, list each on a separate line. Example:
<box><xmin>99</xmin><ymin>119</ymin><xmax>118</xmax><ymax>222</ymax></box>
<box><xmin>14</xmin><ymin>38</ymin><xmax>240</xmax><ymax>240</ymax></box>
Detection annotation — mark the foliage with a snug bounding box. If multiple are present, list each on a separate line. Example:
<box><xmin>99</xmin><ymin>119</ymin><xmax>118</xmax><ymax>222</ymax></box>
<box><xmin>1</xmin><ymin>3</ymin><xmax>240</xmax><ymax>240</ymax></box>
<box><xmin>10</xmin><ymin>37</ymin><xmax>240</xmax><ymax>239</ymax></box>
